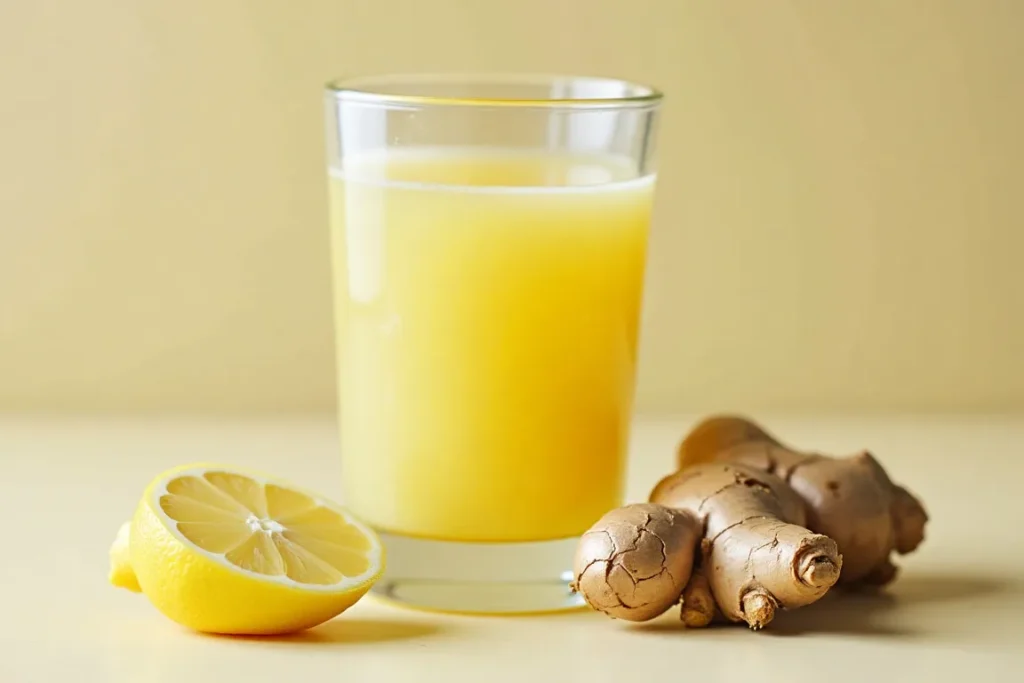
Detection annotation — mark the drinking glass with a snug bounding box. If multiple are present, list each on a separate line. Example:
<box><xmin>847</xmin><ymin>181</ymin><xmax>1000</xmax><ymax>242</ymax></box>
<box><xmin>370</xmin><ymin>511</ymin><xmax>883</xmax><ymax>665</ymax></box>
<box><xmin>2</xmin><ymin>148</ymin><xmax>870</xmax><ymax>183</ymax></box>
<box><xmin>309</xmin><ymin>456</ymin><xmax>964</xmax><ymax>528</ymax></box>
<box><xmin>324</xmin><ymin>74</ymin><xmax>662</xmax><ymax>613</ymax></box>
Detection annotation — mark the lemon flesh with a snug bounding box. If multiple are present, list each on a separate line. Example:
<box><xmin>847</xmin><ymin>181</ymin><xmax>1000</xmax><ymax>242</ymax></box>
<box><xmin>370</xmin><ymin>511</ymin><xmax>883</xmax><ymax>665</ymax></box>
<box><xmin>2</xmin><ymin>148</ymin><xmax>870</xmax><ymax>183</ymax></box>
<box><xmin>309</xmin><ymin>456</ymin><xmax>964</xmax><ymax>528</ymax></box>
<box><xmin>114</xmin><ymin>463</ymin><xmax>384</xmax><ymax>635</ymax></box>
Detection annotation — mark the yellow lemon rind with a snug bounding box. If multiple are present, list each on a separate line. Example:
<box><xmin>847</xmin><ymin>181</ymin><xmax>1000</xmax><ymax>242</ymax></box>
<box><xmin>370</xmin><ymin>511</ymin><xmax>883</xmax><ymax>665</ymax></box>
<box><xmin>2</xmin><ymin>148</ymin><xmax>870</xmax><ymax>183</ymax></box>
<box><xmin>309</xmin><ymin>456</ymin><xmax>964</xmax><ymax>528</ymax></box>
<box><xmin>129</xmin><ymin>462</ymin><xmax>385</xmax><ymax>635</ymax></box>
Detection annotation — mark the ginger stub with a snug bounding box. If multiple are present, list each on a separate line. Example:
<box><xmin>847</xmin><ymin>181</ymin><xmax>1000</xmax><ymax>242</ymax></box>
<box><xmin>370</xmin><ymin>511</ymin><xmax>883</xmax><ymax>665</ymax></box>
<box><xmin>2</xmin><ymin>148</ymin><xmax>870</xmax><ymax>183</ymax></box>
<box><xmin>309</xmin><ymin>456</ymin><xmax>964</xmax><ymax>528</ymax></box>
<box><xmin>678</xmin><ymin>540</ymin><xmax>716</xmax><ymax>627</ymax></box>
<box><xmin>570</xmin><ymin>503</ymin><xmax>702</xmax><ymax>621</ymax></box>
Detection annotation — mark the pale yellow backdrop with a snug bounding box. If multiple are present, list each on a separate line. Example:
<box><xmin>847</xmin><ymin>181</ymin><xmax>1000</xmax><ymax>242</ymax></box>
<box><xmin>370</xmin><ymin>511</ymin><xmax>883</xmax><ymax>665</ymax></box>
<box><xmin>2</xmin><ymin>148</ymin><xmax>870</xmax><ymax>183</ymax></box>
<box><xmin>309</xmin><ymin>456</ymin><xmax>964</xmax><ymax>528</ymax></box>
<box><xmin>1</xmin><ymin>1</ymin><xmax>1021</xmax><ymax>415</ymax></box>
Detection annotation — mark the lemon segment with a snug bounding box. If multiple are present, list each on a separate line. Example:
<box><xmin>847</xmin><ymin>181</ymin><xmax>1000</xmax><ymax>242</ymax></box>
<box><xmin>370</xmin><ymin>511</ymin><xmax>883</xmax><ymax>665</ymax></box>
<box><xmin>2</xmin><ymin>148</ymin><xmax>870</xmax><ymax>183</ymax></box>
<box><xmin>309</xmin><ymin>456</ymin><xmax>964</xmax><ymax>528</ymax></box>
<box><xmin>117</xmin><ymin>463</ymin><xmax>384</xmax><ymax>635</ymax></box>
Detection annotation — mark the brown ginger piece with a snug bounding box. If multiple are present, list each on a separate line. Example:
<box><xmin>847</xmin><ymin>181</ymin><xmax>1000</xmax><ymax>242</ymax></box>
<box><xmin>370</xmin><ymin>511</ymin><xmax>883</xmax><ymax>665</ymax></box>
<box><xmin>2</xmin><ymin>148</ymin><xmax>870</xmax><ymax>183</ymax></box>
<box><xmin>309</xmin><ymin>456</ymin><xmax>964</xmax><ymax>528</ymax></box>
<box><xmin>650</xmin><ymin>462</ymin><xmax>842</xmax><ymax>629</ymax></box>
<box><xmin>570</xmin><ymin>503</ymin><xmax>702</xmax><ymax>621</ymax></box>
<box><xmin>677</xmin><ymin>415</ymin><xmax>781</xmax><ymax>465</ymax></box>
<box><xmin>679</xmin><ymin>540</ymin><xmax>718</xmax><ymax>627</ymax></box>
<box><xmin>678</xmin><ymin>415</ymin><xmax>929</xmax><ymax>585</ymax></box>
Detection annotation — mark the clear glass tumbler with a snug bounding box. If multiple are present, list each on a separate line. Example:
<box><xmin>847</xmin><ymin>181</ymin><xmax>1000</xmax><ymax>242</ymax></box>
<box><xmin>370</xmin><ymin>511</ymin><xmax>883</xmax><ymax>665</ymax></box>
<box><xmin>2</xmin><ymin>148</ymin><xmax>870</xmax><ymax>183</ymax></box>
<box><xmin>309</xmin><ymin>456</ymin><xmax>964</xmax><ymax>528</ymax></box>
<box><xmin>324</xmin><ymin>74</ymin><xmax>662</xmax><ymax>614</ymax></box>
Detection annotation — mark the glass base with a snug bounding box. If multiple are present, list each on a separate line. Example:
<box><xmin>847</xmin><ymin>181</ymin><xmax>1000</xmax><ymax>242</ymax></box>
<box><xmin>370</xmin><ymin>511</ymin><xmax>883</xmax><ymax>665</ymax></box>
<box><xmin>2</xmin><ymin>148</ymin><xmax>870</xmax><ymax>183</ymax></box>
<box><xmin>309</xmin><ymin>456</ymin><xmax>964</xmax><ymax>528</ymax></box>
<box><xmin>370</xmin><ymin>530</ymin><xmax>586</xmax><ymax>615</ymax></box>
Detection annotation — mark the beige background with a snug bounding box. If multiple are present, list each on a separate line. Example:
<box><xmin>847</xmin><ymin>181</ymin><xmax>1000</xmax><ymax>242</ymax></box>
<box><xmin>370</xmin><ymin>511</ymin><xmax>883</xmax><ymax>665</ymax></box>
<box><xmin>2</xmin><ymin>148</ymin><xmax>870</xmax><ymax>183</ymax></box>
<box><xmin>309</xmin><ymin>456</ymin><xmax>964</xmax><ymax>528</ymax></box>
<box><xmin>1</xmin><ymin>0</ymin><xmax>1021</xmax><ymax>416</ymax></box>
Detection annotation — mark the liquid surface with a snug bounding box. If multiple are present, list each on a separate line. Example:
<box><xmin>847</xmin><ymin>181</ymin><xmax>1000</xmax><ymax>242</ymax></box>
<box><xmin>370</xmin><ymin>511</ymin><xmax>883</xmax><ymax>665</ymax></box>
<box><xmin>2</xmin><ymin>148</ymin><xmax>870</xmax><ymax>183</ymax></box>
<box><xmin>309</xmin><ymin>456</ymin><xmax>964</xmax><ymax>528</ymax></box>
<box><xmin>329</xmin><ymin>148</ymin><xmax>654</xmax><ymax>542</ymax></box>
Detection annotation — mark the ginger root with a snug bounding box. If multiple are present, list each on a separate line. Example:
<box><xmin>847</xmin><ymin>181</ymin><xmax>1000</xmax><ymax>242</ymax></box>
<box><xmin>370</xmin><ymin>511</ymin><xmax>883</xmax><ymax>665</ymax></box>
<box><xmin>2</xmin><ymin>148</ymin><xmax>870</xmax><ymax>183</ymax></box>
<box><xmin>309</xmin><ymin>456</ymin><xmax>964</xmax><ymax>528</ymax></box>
<box><xmin>570</xmin><ymin>503</ymin><xmax>702</xmax><ymax>621</ymax></box>
<box><xmin>677</xmin><ymin>415</ymin><xmax>929</xmax><ymax>585</ymax></box>
<box><xmin>650</xmin><ymin>462</ymin><xmax>842</xmax><ymax>629</ymax></box>
<box><xmin>570</xmin><ymin>415</ymin><xmax>928</xmax><ymax>632</ymax></box>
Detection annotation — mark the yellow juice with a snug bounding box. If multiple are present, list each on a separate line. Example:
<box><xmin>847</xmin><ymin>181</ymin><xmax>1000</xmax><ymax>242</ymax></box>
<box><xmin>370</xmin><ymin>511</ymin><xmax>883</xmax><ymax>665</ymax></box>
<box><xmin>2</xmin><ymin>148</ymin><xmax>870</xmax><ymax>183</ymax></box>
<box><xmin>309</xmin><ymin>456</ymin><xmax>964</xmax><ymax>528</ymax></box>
<box><xmin>329</xmin><ymin>148</ymin><xmax>654</xmax><ymax>542</ymax></box>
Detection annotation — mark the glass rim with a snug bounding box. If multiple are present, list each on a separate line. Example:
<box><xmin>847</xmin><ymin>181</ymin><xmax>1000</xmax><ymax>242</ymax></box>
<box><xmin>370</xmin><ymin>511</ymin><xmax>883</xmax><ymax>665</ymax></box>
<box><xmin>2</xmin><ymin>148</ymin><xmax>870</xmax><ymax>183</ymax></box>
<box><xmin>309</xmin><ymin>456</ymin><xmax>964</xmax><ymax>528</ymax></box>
<box><xmin>325</xmin><ymin>72</ymin><xmax>663</xmax><ymax>110</ymax></box>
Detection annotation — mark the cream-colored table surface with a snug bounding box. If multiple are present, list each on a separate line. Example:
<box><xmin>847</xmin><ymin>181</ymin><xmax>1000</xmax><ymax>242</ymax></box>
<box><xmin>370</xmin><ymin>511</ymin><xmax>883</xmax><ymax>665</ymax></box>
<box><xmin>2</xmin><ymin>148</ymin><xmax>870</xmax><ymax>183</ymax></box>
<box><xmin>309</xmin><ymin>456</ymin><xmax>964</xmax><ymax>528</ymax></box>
<box><xmin>2</xmin><ymin>415</ymin><xmax>1021</xmax><ymax>680</ymax></box>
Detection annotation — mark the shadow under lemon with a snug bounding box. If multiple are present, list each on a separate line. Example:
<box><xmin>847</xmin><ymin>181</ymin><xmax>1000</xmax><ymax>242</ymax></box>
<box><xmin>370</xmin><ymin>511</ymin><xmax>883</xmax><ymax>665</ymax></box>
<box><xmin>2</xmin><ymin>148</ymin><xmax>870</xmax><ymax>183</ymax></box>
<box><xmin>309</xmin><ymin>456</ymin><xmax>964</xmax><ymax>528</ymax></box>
<box><xmin>200</xmin><ymin>618</ymin><xmax>447</xmax><ymax>646</ymax></box>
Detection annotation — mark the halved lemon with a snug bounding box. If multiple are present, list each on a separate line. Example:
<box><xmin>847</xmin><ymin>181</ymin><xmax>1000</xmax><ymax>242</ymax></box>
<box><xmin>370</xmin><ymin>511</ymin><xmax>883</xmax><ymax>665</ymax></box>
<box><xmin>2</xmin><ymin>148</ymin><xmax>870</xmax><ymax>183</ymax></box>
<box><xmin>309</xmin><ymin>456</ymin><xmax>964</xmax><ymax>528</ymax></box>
<box><xmin>112</xmin><ymin>463</ymin><xmax>384</xmax><ymax>635</ymax></box>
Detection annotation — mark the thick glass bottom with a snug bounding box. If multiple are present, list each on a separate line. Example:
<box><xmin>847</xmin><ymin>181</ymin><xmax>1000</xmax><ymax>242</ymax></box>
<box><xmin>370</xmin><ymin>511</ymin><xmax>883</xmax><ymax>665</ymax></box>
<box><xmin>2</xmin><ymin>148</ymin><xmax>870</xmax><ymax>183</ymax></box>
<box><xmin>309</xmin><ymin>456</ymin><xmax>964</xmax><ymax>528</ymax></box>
<box><xmin>369</xmin><ymin>531</ymin><xmax>586</xmax><ymax>615</ymax></box>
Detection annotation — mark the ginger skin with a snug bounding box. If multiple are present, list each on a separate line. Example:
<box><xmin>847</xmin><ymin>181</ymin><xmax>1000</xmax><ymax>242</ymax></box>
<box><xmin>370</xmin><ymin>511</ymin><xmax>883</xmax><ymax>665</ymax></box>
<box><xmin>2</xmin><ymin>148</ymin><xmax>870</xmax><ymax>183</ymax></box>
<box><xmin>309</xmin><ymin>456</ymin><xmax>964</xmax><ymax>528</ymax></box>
<box><xmin>570</xmin><ymin>503</ymin><xmax>703</xmax><ymax>621</ymax></box>
<box><xmin>677</xmin><ymin>415</ymin><xmax>929</xmax><ymax>586</ymax></box>
<box><xmin>650</xmin><ymin>463</ymin><xmax>842</xmax><ymax>629</ymax></box>
<box><xmin>679</xmin><ymin>540</ymin><xmax>717</xmax><ymax>627</ymax></box>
